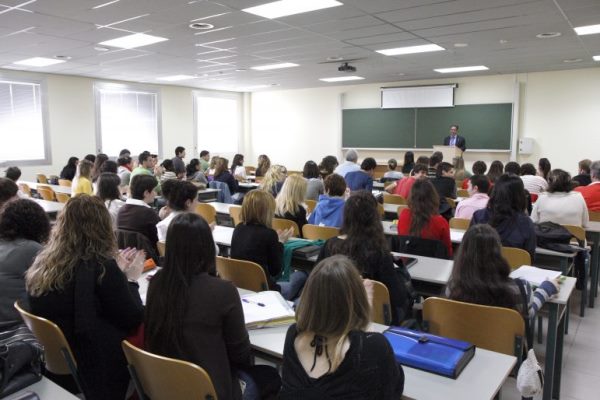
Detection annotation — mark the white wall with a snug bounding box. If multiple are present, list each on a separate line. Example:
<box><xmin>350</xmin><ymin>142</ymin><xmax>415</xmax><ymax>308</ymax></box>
<box><xmin>250</xmin><ymin>67</ymin><xmax>600</xmax><ymax>175</ymax></box>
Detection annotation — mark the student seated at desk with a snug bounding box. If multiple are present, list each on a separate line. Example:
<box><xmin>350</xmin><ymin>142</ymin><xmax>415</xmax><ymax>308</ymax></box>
<box><xmin>185</xmin><ymin>158</ymin><xmax>208</xmax><ymax>186</ymax></box>
<box><xmin>231</xmin><ymin>190</ymin><xmax>307</xmax><ymax>301</ymax></box>
<box><xmin>156</xmin><ymin>180</ymin><xmax>199</xmax><ymax>241</ymax></box>
<box><xmin>307</xmin><ymin>174</ymin><xmax>346</xmax><ymax>228</ymax></box>
<box><xmin>574</xmin><ymin>160</ymin><xmax>600</xmax><ymax>211</ymax></box>
<box><xmin>431</xmin><ymin>162</ymin><xmax>457</xmax><ymax>219</ymax></box>
<box><xmin>214</xmin><ymin>157</ymin><xmax>239</xmax><ymax>196</ymax></box>
<box><xmin>487</xmin><ymin>160</ymin><xmax>504</xmax><ymax>183</ymax></box>
<box><xmin>520</xmin><ymin>163</ymin><xmax>548</xmax><ymax>194</ymax></box>
<box><xmin>471</xmin><ymin>174</ymin><xmax>536</xmax><ymax>260</ymax></box>
<box><xmin>231</xmin><ymin>153</ymin><xmax>247</xmax><ymax>181</ymax></box>
<box><xmin>401</xmin><ymin>151</ymin><xmax>414</xmax><ymax>174</ymax></box>
<box><xmin>302</xmin><ymin>161</ymin><xmax>325</xmax><ymax>202</ymax></box>
<box><xmin>255</xmin><ymin>154</ymin><xmax>271</xmax><ymax>178</ymax></box>
<box><xmin>72</xmin><ymin>159</ymin><xmax>93</xmax><ymax>195</ymax></box>
<box><xmin>96</xmin><ymin>173</ymin><xmax>125</xmax><ymax>230</ymax></box>
<box><xmin>317</xmin><ymin>191</ymin><xmax>411</xmax><ymax>324</ymax></box>
<box><xmin>318</xmin><ymin>155</ymin><xmax>339</xmax><ymax>179</ymax></box>
<box><xmin>60</xmin><ymin>156</ymin><xmax>78</xmax><ymax>182</ymax></box>
<box><xmin>447</xmin><ymin>224</ymin><xmax>559</xmax><ymax>320</ymax></box>
<box><xmin>383</xmin><ymin>158</ymin><xmax>403</xmax><ymax>180</ymax></box>
<box><xmin>276</xmin><ymin>174</ymin><xmax>308</xmax><ymax>235</ymax></box>
<box><xmin>397</xmin><ymin>179</ymin><xmax>453</xmax><ymax>257</ymax></box>
<box><xmin>0</xmin><ymin>177</ymin><xmax>18</xmax><ymax>209</ymax></box>
<box><xmin>260</xmin><ymin>165</ymin><xmax>287</xmax><ymax>197</ymax></box>
<box><xmin>345</xmin><ymin>157</ymin><xmax>376</xmax><ymax>192</ymax></box>
<box><xmin>27</xmin><ymin>195</ymin><xmax>145</xmax><ymax>400</ymax></box>
<box><xmin>280</xmin><ymin>255</ymin><xmax>404</xmax><ymax>399</ymax></box>
<box><xmin>117</xmin><ymin>175</ymin><xmax>161</xmax><ymax>249</ymax></box>
<box><xmin>573</xmin><ymin>159</ymin><xmax>592</xmax><ymax>187</ymax></box>
<box><xmin>146</xmin><ymin>213</ymin><xmax>281</xmax><ymax>400</ymax></box>
<box><xmin>461</xmin><ymin>160</ymin><xmax>487</xmax><ymax>189</ymax></box>
<box><xmin>385</xmin><ymin>163</ymin><xmax>428</xmax><ymax>198</ymax></box>
<box><xmin>454</xmin><ymin>175</ymin><xmax>490</xmax><ymax>220</ymax></box>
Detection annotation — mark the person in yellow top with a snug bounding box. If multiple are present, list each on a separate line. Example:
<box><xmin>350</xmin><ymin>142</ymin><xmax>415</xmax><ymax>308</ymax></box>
<box><xmin>73</xmin><ymin>159</ymin><xmax>93</xmax><ymax>195</ymax></box>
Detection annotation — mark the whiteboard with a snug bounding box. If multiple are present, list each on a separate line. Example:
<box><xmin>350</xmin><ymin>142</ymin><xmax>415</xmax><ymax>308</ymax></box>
<box><xmin>381</xmin><ymin>84</ymin><xmax>456</xmax><ymax>109</ymax></box>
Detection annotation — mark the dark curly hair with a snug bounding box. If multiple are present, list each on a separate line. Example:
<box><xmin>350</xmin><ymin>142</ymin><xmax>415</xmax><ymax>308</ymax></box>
<box><xmin>0</xmin><ymin>199</ymin><xmax>50</xmax><ymax>243</ymax></box>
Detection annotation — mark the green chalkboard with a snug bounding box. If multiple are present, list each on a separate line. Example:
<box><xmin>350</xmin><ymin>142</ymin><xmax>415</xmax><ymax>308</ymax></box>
<box><xmin>342</xmin><ymin>103</ymin><xmax>512</xmax><ymax>150</ymax></box>
<box><xmin>342</xmin><ymin>108</ymin><xmax>415</xmax><ymax>148</ymax></box>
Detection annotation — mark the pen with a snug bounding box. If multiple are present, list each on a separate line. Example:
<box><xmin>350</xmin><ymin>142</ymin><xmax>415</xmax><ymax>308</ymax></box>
<box><xmin>243</xmin><ymin>298</ymin><xmax>265</xmax><ymax>307</ymax></box>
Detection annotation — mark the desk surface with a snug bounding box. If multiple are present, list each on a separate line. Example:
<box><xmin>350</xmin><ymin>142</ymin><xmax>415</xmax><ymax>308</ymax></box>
<box><xmin>585</xmin><ymin>221</ymin><xmax>600</xmax><ymax>233</ymax></box>
<box><xmin>209</xmin><ymin>202</ymin><xmax>237</xmax><ymax>214</ymax></box>
<box><xmin>19</xmin><ymin>180</ymin><xmax>72</xmax><ymax>195</ymax></box>
<box><xmin>393</xmin><ymin>251</ymin><xmax>453</xmax><ymax>285</ymax></box>
<box><xmin>249</xmin><ymin>323</ymin><xmax>516</xmax><ymax>400</ymax></box>
<box><xmin>32</xmin><ymin>198</ymin><xmax>65</xmax><ymax>214</ymax></box>
<box><xmin>8</xmin><ymin>377</ymin><xmax>79</xmax><ymax>399</ymax></box>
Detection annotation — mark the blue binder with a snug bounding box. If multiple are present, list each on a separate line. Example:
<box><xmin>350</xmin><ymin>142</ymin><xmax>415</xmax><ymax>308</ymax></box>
<box><xmin>383</xmin><ymin>327</ymin><xmax>475</xmax><ymax>379</ymax></box>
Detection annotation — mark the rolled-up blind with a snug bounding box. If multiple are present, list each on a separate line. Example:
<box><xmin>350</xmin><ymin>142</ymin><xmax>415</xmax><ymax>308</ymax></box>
<box><xmin>381</xmin><ymin>84</ymin><xmax>456</xmax><ymax>109</ymax></box>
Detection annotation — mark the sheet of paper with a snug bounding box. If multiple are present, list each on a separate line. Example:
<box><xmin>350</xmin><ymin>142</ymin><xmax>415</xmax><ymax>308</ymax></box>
<box><xmin>241</xmin><ymin>291</ymin><xmax>295</xmax><ymax>325</ymax></box>
<box><xmin>509</xmin><ymin>265</ymin><xmax>561</xmax><ymax>287</ymax></box>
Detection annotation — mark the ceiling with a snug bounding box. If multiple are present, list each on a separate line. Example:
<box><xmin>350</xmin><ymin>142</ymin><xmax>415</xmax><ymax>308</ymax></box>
<box><xmin>0</xmin><ymin>0</ymin><xmax>599</xmax><ymax>92</ymax></box>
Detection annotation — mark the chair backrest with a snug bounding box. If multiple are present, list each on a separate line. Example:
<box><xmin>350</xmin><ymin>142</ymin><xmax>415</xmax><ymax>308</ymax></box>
<box><xmin>302</xmin><ymin>224</ymin><xmax>340</xmax><ymax>241</ymax></box>
<box><xmin>370</xmin><ymin>281</ymin><xmax>392</xmax><ymax>325</ymax></box>
<box><xmin>449</xmin><ymin>217</ymin><xmax>470</xmax><ymax>230</ymax></box>
<box><xmin>19</xmin><ymin>183</ymin><xmax>31</xmax><ymax>197</ymax></box>
<box><xmin>55</xmin><ymin>192</ymin><xmax>70</xmax><ymax>204</ymax></box>
<box><xmin>562</xmin><ymin>224</ymin><xmax>586</xmax><ymax>244</ymax></box>
<box><xmin>589</xmin><ymin>210</ymin><xmax>600</xmax><ymax>222</ymax></box>
<box><xmin>457</xmin><ymin>189</ymin><xmax>470</xmax><ymax>198</ymax></box>
<box><xmin>391</xmin><ymin>235</ymin><xmax>449</xmax><ymax>259</ymax></box>
<box><xmin>157</xmin><ymin>241</ymin><xmax>166</xmax><ymax>257</ymax></box>
<box><xmin>377</xmin><ymin>203</ymin><xmax>384</xmax><ymax>217</ymax></box>
<box><xmin>501</xmin><ymin>246</ymin><xmax>532</xmax><ymax>270</ymax></box>
<box><xmin>445</xmin><ymin>197</ymin><xmax>456</xmax><ymax>208</ymax></box>
<box><xmin>121</xmin><ymin>340</ymin><xmax>217</xmax><ymax>400</ymax></box>
<box><xmin>229</xmin><ymin>205</ymin><xmax>242</xmax><ymax>226</ymax></box>
<box><xmin>272</xmin><ymin>218</ymin><xmax>300</xmax><ymax>237</ymax></box>
<box><xmin>37</xmin><ymin>187</ymin><xmax>56</xmax><ymax>201</ymax></box>
<box><xmin>36</xmin><ymin>174</ymin><xmax>48</xmax><ymax>184</ymax></box>
<box><xmin>245</xmin><ymin>166</ymin><xmax>256</xmax><ymax>175</ymax></box>
<box><xmin>117</xmin><ymin>229</ymin><xmax>159</xmax><ymax>263</ymax></box>
<box><xmin>58</xmin><ymin>179</ymin><xmax>72</xmax><ymax>187</ymax></box>
<box><xmin>383</xmin><ymin>193</ymin><xmax>406</xmax><ymax>205</ymax></box>
<box><xmin>423</xmin><ymin>297</ymin><xmax>525</xmax><ymax>357</ymax></box>
<box><xmin>216</xmin><ymin>256</ymin><xmax>269</xmax><ymax>292</ymax></box>
<box><xmin>195</xmin><ymin>203</ymin><xmax>217</xmax><ymax>224</ymax></box>
<box><xmin>304</xmin><ymin>199</ymin><xmax>316</xmax><ymax>214</ymax></box>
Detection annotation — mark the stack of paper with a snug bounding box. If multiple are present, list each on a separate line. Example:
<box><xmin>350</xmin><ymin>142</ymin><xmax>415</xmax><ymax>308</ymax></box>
<box><xmin>241</xmin><ymin>291</ymin><xmax>295</xmax><ymax>329</ymax></box>
<box><xmin>509</xmin><ymin>266</ymin><xmax>562</xmax><ymax>287</ymax></box>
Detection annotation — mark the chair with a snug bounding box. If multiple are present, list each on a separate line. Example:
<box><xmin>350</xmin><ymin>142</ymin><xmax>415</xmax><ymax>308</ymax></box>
<box><xmin>445</xmin><ymin>197</ymin><xmax>456</xmax><ymax>208</ymax></box>
<box><xmin>122</xmin><ymin>340</ymin><xmax>217</xmax><ymax>400</ymax></box>
<box><xmin>272</xmin><ymin>218</ymin><xmax>300</xmax><ymax>237</ymax></box>
<box><xmin>19</xmin><ymin>183</ymin><xmax>31</xmax><ymax>197</ymax></box>
<box><xmin>383</xmin><ymin>193</ymin><xmax>406</xmax><ymax>205</ymax></box>
<box><xmin>48</xmin><ymin>175</ymin><xmax>59</xmax><ymax>185</ymax></box>
<box><xmin>501</xmin><ymin>246</ymin><xmax>531</xmax><ymax>270</ymax></box>
<box><xmin>449</xmin><ymin>218</ymin><xmax>470</xmax><ymax>230</ymax></box>
<box><xmin>390</xmin><ymin>235</ymin><xmax>449</xmax><ymax>259</ymax></box>
<box><xmin>216</xmin><ymin>256</ymin><xmax>269</xmax><ymax>292</ymax></box>
<box><xmin>37</xmin><ymin>187</ymin><xmax>56</xmax><ymax>201</ymax></box>
<box><xmin>457</xmin><ymin>189</ymin><xmax>470</xmax><ymax>198</ymax></box>
<box><xmin>589</xmin><ymin>211</ymin><xmax>600</xmax><ymax>222</ymax></box>
<box><xmin>14</xmin><ymin>301</ymin><xmax>86</xmax><ymax>395</ymax></box>
<box><xmin>229</xmin><ymin>206</ymin><xmax>242</xmax><ymax>226</ymax></box>
<box><xmin>58</xmin><ymin>179</ymin><xmax>72</xmax><ymax>187</ymax></box>
<box><xmin>377</xmin><ymin>203</ymin><xmax>384</xmax><ymax>217</ymax></box>
<box><xmin>36</xmin><ymin>173</ymin><xmax>48</xmax><ymax>184</ymax></box>
<box><xmin>195</xmin><ymin>203</ymin><xmax>217</xmax><ymax>224</ymax></box>
<box><xmin>423</xmin><ymin>297</ymin><xmax>525</xmax><ymax>366</ymax></box>
<box><xmin>157</xmin><ymin>241</ymin><xmax>166</xmax><ymax>257</ymax></box>
<box><xmin>55</xmin><ymin>192</ymin><xmax>70</xmax><ymax>204</ymax></box>
<box><xmin>302</xmin><ymin>224</ymin><xmax>340</xmax><ymax>241</ymax></box>
<box><xmin>245</xmin><ymin>166</ymin><xmax>256</xmax><ymax>175</ymax></box>
<box><xmin>562</xmin><ymin>224</ymin><xmax>586</xmax><ymax>245</ymax></box>
<box><xmin>305</xmin><ymin>199</ymin><xmax>316</xmax><ymax>215</ymax></box>
<box><xmin>371</xmin><ymin>281</ymin><xmax>392</xmax><ymax>325</ymax></box>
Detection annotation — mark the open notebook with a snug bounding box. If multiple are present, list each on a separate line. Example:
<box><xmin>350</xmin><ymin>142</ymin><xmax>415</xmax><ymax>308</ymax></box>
<box><xmin>509</xmin><ymin>266</ymin><xmax>561</xmax><ymax>287</ymax></box>
<box><xmin>241</xmin><ymin>291</ymin><xmax>295</xmax><ymax>329</ymax></box>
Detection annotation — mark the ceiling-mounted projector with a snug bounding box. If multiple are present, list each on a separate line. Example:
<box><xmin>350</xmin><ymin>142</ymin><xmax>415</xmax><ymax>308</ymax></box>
<box><xmin>338</xmin><ymin>62</ymin><xmax>356</xmax><ymax>72</ymax></box>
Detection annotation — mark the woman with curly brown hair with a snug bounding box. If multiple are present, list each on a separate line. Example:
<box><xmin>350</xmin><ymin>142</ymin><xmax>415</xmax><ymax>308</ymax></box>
<box><xmin>26</xmin><ymin>195</ymin><xmax>146</xmax><ymax>400</ymax></box>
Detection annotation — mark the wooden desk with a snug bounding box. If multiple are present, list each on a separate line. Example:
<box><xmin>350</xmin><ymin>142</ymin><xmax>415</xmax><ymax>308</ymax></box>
<box><xmin>19</xmin><ymin>181</ymin><xmax>72</xmax><ymax>196</ymax></box>
<box><xmin>8</xmin><ymin>377</ymin><xmax>79</xmax><ymax>399</ymax></box>
<box><xmin>248</xmin><ymin>323</ymin><xmax>516</xmax><ymax>400</ymax></box>
<box><xmin>208</xmin><ymin>201</ymin><xmax>235</xmax><ymax>215</ymax></box>
<box><xmin>32</xmin><ymin>199</ymin><xmax>64</xmax><ymax>214</ymax></box>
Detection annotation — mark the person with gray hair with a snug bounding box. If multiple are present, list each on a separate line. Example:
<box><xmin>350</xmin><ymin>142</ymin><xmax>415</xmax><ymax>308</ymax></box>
<box><xmin>574</xmin><ymin>160</ymin><xmax>600</xmax><ymax>211</ymax></box>
<box><xmin>333</xmin><ymin>149</ymin><xmax>361</xmax><ymax>178</ymax></box>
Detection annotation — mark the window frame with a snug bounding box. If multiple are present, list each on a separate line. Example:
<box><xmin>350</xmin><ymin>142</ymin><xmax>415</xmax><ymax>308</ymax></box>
<box><xmin>192</xmin><ymin>90</ymin><xmax>243</xmax><ymax>157</ymax></box>
<box><xmin>0</xmin><ymin>73</ymin><xmax>51</xmax><ymax>167</ymax></box>
<box><xmin>93</xmin><ymin>81</ymin><xmax>163</xmax><ymax>158</ymax></box>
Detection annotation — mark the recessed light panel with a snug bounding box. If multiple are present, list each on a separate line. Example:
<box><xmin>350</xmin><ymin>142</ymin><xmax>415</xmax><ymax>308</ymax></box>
<box><xmin>13</xmin><ymin>57</ymin><xmax>66</xmax><ymax>67</ymax></box>
<box><xmin>574</xmin><ymin>24</ymin><xmax>600</xmax><ymax>36</ymax></box>
<box><xmin>376</xmin><ymin>44</ymin><xmax>444</xmax><ymax>56</ymax></box>
<box><xmin>434</xmin><ymin>65</ymin><xmax>489</xmax><ymax>73</ymax></box>
<box><xmin>319</xmin><ymin>76</ymin><xmax>365</xmax><ymax>82</ymax></box>
<box><xmin>594</xmin><ymin>55</ymin><xmax>600</xmax><ymax>61</ymax></box>
<box><xmin>242</xmin><ymin>0</ymin><xmax>342</xmax><ymax>19</ymax></box>
<box><xmin>157</xmin><ymin>75</ymin><xmax>197</xmax><ymax>81</ymax></box>
<box><xmin>250</xmin><ymin>62</ymin><xmax>298</xmax><ymax>71</ymax></box>
<box><xmin>99</xmin><ymin>33</ymin><xmax>168</xmax><ymax>49</ymax></box>
<box><xmin>241</xmin><ymin>84</ymin><xmax>270</xmax><ymax>91</ymax></box>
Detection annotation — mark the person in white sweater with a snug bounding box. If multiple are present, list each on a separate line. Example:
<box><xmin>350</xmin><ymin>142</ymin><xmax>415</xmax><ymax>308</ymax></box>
<box><xmin>531</xmin><ymin>169</ymin><xmax>589</xmax><ymax>227</ymax></box>
<box><xmin>520</xmin><ymin>163</ymin><xmax>548</xmax><ymax>194</ymax></box>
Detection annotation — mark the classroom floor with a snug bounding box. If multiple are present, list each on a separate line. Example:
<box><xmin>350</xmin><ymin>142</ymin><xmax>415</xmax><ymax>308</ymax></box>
<box><xmin>501</xmin><ymin>289</ymin><xmax>600</xmax><ymax>400</ymax></box>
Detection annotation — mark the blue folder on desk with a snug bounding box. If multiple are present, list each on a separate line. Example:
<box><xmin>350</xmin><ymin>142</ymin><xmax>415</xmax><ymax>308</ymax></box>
<box><xmin>383</xmin><ymin>327</ymin><xmax>475</xmax><ymax>379</ymax></box>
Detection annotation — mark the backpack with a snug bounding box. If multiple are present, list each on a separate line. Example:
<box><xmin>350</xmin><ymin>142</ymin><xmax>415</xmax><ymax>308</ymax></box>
<box><xmin>534</xmin><ymin>221</ymin><xmax>575</xmax><ymax>253</ymax></box>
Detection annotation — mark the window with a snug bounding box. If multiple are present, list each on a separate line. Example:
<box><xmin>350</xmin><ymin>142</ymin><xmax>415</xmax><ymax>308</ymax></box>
<box><xmin>95</xmin><ymin>83</ymin><xmax>161</xmax><ymax>157</ymax></box>
<box><xmin>194</xmin><ymin>91</ymin><xmax>242</xmax><ymax>158</ymax></box>
<box><xmin>0</xmin><ymin>77</ymin><xmax>49</xmax><ymax>166</ymax></box>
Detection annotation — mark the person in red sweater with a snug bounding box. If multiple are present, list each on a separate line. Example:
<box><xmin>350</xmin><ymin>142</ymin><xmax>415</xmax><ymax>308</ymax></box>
<box><xmin>574</xmin><ymin>160</ymin><xmax>600</xmax><ymax>211</ymax></box>
<box><xmin>385</xmin><ymin>163</ymin><xmax>428</xmax><ymax>198</ymax></box>
<box><xmin>397</xmin><ymin>179</ymin><xmax>453</xmax><ymax>257</ymax></box>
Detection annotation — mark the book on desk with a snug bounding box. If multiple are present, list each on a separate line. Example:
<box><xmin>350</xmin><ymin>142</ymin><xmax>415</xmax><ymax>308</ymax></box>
<box><xmin>242</xmin><ymin>291</ymin><xmax>295</xmax><ymax>329</ymax></box>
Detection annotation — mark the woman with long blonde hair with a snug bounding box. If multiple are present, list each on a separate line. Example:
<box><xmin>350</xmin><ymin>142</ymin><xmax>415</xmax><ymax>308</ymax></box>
<box><xmin>26</xmin><ymin>195</ymin><xmax>146</xmax><ymax>400</ymax></box>
<box><xmin>260</xmin><ymin>164</ymin><xmax>287</xmax><ymax>197</ymax></box>
<box><xmin>280</xmin><ymin>255</ymin><xmax>404</xmax><ymax>398</ymax></box>
<box><xmin>275</xmin><ymin>174</ymin><xmax>308</xmax><ymax>235</ymax></box>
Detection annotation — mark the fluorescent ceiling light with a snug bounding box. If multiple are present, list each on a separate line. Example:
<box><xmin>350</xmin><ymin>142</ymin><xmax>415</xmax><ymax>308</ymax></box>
<box><xmin>434</xmin><ymin>65</ymin><xmax>489</xmax><ymax>73</ymax></box>
<box><xmin>99</xmin><ymin>33</ymin><xmax>168</xmax><ymax>49</ymax></box>
<box><xmin>157</xmin><ymin>75</ymin><xmax>197</xmax><ymax>81</ymax></box>
<box><xmin>92</xmin><ymin>0</ymin><xmax>120</xmax><ymax>9</ymax></box>
<box><xmin>13</xmin><ymin>57</ymin><xmax>66</xmax><ymax>67</ymax></box>
<box><xmin>319</xmin><ymin>76</ymin><xmax>365</xmax><ymax>83</ymax></box>
<box><xmin>242</xmin><ymin>0</ymin><xmax>342</xmax><ymax>19</ymax></box>
<box><xmin>376</xmin><ymin>44</ymin><xmax>444</xmax><ymax>56</ymax></box>
<box><xmin>594</xmin><ymin>55</ymin><xmax>600</xmax><ymax>61</ymax></box>
<box><xmin>574</xmin><ymin>24</ymin><xmax>600</xmax><ymax>36</ymax></box>
<box><xmin>240</xmin><ymin>85</ymin><xmax>270</xmax><ymax>91</ymax></box>
<box><xmin>250</xmin><ymin>62</ymin><xmax>298</xmax><ymax>71</ymax></box>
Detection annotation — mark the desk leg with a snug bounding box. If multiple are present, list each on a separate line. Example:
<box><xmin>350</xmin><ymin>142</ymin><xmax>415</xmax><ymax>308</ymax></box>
<box><xmin>553</xmin><ymin>304</ymin><xmax>566</xmax><ymax>400</ymax></box>
<box><xmin>589</xmin><ymin>233</ymin><xmax>599</xmax><ymax>307</ymax></box>
<box><xmin>543</xmin><ymin>303</ymin><xmax>558</xmax><ymax>400</ymax></box>
<box><xmin>560</xmin><ymin>258</ymin><xmax>569</xmax><ymax>334</ymax></box>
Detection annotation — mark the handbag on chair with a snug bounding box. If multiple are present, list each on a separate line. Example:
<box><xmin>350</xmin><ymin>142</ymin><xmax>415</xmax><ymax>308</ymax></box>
<box><xmin>0</xmin><ymin>322</ymin><xmax>44</xmax><ymax>397</ymax></box>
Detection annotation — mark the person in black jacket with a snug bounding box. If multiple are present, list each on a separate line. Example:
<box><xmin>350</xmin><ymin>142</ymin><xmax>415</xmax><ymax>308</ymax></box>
<box><xmin>59</xmin><ymin>157</ymin><xmax>79</xmax><ymax>181</ymax></box>
<box><xmin>443</xmin><ymin>124</ymin><xmax>467</xmax><ymax>152</ymax></box>
<box><xmin>26</xmin><ymin>195</ymin><xmax>145</xmax><ymax>400</ymax></box>
<box><xmin>213</xmin><ymin>157</ymin><xmax>239</xmax><ymax>196</ymax></box>
<box><xmin>280</xmin><ymin>255</ymin><xmax>404</xmax><ymax>399</ymax></box>
<box><xmin>431</xmin><ymin>162</ymin><xmax>457</xmax><ymax>220</ymax></box>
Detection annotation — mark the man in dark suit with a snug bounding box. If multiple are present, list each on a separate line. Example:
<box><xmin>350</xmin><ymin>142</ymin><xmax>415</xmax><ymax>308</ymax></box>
<box><xmin>443</xmin><ymin>124</ymin><xmax>466</xmax><ymax>152</ymax></box>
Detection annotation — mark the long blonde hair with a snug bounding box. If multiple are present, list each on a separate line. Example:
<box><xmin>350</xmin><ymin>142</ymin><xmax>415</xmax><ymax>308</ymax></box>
<box><xmin>296</xmin><ymin>255</ymin><xmax>370</xmax><ymax>372</ymax></box>
<box><xmin>260</xmin><ymin>165</ymin><xmax>287</xmax><ymax>193</ymax></box>
<box><xmin>240</xmin><ymin>190</ymin><xmax>275</xmax><ymax>228</ymax></box>
<box><xmin>275</xmin><ymin>174</ymin><xmax>307</xmax><ymax>216</ymax></box>
<box><xmin>26</xmin><ymin>195</ymin><xmax>117</xmax><ymax>296</ymax></box>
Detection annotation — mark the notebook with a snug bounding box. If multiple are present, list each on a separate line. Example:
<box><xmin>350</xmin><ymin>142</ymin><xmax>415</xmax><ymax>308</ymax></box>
<box><xmin>241</xmin><ymin>291</ymin><xmax>295</xmax><ymax>329</ymax></box>
<box><xmin>509</xmin><ymin>266</ymin><xmax>561</xmax><ymax>287</ymax></box>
